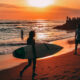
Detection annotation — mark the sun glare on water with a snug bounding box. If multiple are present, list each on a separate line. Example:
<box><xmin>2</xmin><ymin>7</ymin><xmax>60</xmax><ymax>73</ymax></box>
<box><xmin>27</xmin><ymin>0</ymin><xmax>54</xmax><ymax>8</ymax></box>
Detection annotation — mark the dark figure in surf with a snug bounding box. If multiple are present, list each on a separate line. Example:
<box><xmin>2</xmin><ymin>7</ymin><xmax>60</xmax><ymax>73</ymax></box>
<box><xmin>74</xmin><ymin>23</ymin><xmax>80</xmax><ymax>55</ymax></box>
<box><xmin>21</xmin><ymin>29</ymin><xmax>24</xmax><ymax>40</ymax></box>
<box><xmin>20</xmin><ymin>31</ymin><xmax>37</xmax><ymax>79</ymax></box>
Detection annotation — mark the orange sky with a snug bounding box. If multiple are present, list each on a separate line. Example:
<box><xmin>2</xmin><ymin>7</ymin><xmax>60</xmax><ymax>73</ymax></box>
<box><xmin>0</xmin><ymin>0</ymin><xmax>80</xmax><ymax>20</ymax></box>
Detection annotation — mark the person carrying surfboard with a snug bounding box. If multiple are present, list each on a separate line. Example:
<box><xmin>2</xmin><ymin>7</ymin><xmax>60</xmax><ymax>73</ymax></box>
<box><xmin>20</xmin><ymin>31</ymin><xmax>37</xmax><ymax>79</ymax></box>
<box><xmin>74</xmin><ymin>23</ymin><xmax>80</xmax><ymax>55</ymax></box>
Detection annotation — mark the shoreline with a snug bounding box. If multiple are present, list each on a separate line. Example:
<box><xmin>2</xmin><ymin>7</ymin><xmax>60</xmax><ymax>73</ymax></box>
<box><xmin>0</xmin><ymin>36</ymin><xmax>74</xmax><ymax>55</ymax></box>
<box><xmin>0</xmin><ymin>36</ymin><xmax>80</xmax><ymax>80</ymax></box>
<box><xmin>0</xmin><ymin>37</ymin><xmax>76</xmax><ymax>71</ymax></box>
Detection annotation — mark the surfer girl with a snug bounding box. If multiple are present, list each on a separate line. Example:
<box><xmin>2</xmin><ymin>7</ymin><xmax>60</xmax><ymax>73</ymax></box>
<box><xmin>74</xmin><ymin>23</ymin><xmax>80</xmax><ymax>55</ymax></box>
<box><xmin>20</xmin><ymin>31</ymin><xmax>37</xmax><ymax>78</ymax></box>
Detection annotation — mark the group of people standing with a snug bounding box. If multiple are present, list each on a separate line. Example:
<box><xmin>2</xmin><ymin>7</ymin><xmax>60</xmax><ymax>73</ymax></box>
<box><xmin>19</xmin><ymin>23</ymin><xmax>80</xmax><ymax>79</ymax></box>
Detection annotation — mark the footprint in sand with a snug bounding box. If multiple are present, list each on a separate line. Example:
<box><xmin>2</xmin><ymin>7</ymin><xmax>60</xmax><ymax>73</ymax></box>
<box><xmin>16</xmin><ymin>78</ymin><xmax>22</xmax><ymax>80</ymax></box>
<box><xmin>42</xmin><ymin>74</ymin><xmax>48</xmax><ymax>76</ymax></box>
<box><xmin>40</xmin><ymin>77</ymin><xmax>48</xmax><ymax>80</ymax></box>
<box><xmin>72</xmin><ymin>68</ymin><xmax>80</xmax><ymax>74</ymax></box>
<box><xmin>72</xmin><ymin>71</ymin><xmax>77</xmax><ymax>74</ymax></box>
<box><xmin>55</xmin><ymin>66</ymin><xmax>58</xmax><ymax>68</ymax></box>
<box><xmin>48</xmin><ymin>66</ymin><xmax>50</xmax><ymax>69</ymax></box>
<box><xmin>11</xmin><ymin>78</ymin><xmax>21</xmax><ymax>80</ymax></box>
<box><xmin>53</xmin><ymin>75</ymin><xmax>61</xmax><ymax>78</ymax></box>
<box><xmin>53</xmin><ymin>75</ymin><xmax>66</xmax><ymax>79</ymax></box>
<box><xmin>64</xmin><ymin>71</ymin><xmax>70</xmax><ymax>73</ymax></box>
<box><xmin>70</xmin><ymin>76</ymin><xmax>78</xmax><ymax>79</ymax></box>
<box><xmin>60</xmin><ymin>76</ymin><xmax>66</xmax><ymax>79</ymax></box>
<box><xmin>75</xmin><ymin>68</ymin><xmax>80</xmax><ymax>72</ymax></box>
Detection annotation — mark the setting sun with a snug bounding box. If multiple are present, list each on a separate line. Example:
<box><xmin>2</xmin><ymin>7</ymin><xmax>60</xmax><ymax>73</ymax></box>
<box><xmin>27</xmin><ymin>0</ymin><xmax>54</xmax><ymax>8</ymax></box>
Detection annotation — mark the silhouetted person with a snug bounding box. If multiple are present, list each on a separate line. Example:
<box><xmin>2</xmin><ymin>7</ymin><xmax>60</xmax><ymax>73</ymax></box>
<box><xmin>20</xmin><ymin>31</ymin><xmax>37</xmax><ymax>79</ymax></box>
<box><xmin>74</xmin><ymin>23</ymin><xmax>80</xmax><ymax>55</ymax></box>
<box><xmin>21</xmin><ymin>29</ymin><xmax>24</xmax><ymax>40</ymax></box>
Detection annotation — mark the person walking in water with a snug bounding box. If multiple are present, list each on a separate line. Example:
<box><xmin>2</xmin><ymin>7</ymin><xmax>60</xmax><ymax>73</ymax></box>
<box><xmin>74</xmin><ymin>23</ymin><xmax>80</xmax><ymax>55</ymax></box>
<box><xmin>21</xmin><ymin>29</ymin><xmax>24</xmax><ymax>40</ymax></box>
<box><xmin>20</xmin><ymin>31</ymin><xmax>37</xmax><ymax>79</ymax></box>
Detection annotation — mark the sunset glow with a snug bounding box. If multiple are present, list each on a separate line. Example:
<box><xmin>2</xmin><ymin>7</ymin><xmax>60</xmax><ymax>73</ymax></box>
<box><xmin>0</xmin><ymin>0</ymin><xmax>80</xmax><ymax>20</ymax></box>
<box><xmin>27</xmin><ymin>0</ymin><xmax>54</xmax><ymax>8</ymax></box>
<box><xmin>35</xmin><ymin>33</ymin><xmax>46</xmax><ymax>41</ymax></box>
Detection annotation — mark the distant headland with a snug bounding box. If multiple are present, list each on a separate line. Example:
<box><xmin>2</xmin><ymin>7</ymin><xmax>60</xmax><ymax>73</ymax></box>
<box><xmin>54</xmin><ymin>17</ymin><xmax>80</xmax><ymax>31</ymax></box>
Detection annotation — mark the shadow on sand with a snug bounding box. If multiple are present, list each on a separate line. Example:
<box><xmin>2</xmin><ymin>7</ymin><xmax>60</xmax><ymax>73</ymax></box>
<box><xmin>13</xmin><ymin>43</ymin><xmax>63</xmax><ymax>59</ymax></box>
<box><xmin>67</xmin><ymin>39</ymin><xmax>75</xmax><ymax>44</ymax></box>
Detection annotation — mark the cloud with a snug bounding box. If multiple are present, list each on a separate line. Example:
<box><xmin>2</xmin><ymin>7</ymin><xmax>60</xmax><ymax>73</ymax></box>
<box><xmin>0</xmin><ymin>4</ymin><xmax>80</xmax><ymax>20</ymax></box>
<box><xmin>0</xmin><ymin>3</ymin><xmax>19</xmax><ymax>8</ymax></box>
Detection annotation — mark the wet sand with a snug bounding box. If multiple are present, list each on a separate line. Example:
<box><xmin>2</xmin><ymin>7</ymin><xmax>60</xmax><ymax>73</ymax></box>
<box><xmin>0</xmin><ymin>37</ymin><xmax>80</xmax><ymax>80</ymax></box>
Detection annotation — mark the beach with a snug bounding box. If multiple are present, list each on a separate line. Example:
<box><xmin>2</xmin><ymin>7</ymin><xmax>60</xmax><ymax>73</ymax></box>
<box><xmin>0</xmin><ymin>37</ymin><xmax>80</xmax><ymax>80</ymax></box>
<box><xmin>0</xmin><ymin>0</ymin><xmax>80</xmax><ymax>79</ymax></box>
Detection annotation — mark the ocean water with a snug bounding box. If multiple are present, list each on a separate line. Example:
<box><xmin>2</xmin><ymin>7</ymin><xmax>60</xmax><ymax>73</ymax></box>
<box><xmin>0</xmin><ymin>20</ymin><xmax>75</xmax><ymax>54</ymax></box>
